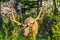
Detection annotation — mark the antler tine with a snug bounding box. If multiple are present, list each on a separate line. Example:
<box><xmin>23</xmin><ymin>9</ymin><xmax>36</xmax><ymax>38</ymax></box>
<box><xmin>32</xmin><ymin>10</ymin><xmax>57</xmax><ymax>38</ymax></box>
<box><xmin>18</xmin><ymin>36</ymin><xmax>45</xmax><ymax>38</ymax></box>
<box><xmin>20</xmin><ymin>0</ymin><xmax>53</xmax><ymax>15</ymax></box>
<box><xmin>35</xmin><ymin>7</ymin><xmax>43</xmax><ymax>20</ymax></box>
<box><xmin>11</xmin><ymin>11</ymin><xmax>22</xmax><ymax>25</ymax></box>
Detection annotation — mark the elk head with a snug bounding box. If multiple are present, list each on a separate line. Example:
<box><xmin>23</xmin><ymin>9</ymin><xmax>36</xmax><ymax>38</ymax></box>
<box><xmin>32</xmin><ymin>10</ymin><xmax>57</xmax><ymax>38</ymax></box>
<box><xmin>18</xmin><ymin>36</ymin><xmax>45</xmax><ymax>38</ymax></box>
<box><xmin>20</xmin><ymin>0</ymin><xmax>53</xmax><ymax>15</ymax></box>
<box><xmin>24</xmin><ymin>17</ymin><xmax>38</xmax><ymax>37</ymax></box>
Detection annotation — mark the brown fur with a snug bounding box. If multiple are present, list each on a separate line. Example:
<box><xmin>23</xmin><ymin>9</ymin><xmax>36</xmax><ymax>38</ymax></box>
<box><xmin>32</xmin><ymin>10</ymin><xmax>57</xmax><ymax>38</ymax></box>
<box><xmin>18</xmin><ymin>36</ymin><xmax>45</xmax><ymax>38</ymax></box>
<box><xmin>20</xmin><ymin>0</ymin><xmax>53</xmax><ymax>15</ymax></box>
<box><xmin>24</xmin><ymin>17</ymin><xmax>38</xmax><ymax>39</ymax></box>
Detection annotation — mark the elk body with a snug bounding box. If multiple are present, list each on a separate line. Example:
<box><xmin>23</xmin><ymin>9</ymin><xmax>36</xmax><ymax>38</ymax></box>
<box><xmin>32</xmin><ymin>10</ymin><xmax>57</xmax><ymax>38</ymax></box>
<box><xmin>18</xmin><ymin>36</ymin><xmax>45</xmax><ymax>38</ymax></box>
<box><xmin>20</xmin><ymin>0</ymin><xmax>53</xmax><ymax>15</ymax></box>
<box><xmin>24</xmin><ymin>17</ymin><xmax>38</xmax><ymax>39</ymax></box>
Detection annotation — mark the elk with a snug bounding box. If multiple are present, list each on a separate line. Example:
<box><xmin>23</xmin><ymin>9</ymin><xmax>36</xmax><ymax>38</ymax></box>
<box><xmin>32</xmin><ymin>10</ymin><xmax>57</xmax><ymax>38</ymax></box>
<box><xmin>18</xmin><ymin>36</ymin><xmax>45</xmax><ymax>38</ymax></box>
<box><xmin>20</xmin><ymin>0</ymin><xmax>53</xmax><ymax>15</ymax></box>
<box><xmin>11</xmin><ymin>7</ymin><xmax>42</xmax><ymax>40</ymax></box>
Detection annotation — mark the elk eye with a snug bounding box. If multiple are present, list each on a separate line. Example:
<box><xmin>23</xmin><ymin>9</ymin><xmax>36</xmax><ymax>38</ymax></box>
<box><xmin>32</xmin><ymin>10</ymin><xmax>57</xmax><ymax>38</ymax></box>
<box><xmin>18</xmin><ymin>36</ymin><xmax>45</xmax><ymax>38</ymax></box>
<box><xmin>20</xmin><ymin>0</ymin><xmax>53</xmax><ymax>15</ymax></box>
<box><xmin>25</xmin><ymin>25</ymin><xmax>28</xmax><ymax>28</ymax></box>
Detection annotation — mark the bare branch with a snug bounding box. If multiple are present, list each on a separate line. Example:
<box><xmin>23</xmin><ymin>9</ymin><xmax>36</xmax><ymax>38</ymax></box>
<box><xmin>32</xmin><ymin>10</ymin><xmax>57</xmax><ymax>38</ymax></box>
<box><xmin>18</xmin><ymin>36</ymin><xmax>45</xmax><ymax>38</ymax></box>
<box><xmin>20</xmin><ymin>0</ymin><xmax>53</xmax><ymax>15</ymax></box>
<box><xmin>35</xmin><ymin>7</ymin><xmax>43</xmax><ymax>20</ymax></box>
